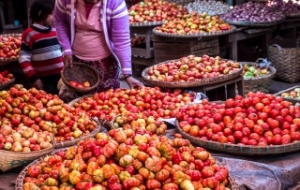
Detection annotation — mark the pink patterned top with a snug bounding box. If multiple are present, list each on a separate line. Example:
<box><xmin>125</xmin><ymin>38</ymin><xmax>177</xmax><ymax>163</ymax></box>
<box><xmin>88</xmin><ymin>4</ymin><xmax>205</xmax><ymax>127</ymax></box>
<box><xmin>72</xmin><ymin>0</ymin><xmax>111</xmax><ymax>61</ymax></box>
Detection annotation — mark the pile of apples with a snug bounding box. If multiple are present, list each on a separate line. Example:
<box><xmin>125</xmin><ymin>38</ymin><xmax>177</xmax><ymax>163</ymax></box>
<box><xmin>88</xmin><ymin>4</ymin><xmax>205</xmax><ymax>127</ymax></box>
<box><xmin>154</xmin><ymin>13</ymin><xmax>232</xmax><ymax>34</ymax></box>
<box><xmin>0</xmin><ymin>122</ymin><xmax>53</xmax><ymax>152</ymax></box>
<box><xmin>23</xmin><ymin>132</ymin><xmax>231</xmax><ymax>190</ymax></box>
<box><xmin>0</xmin><ymin>84</ymin><xmax>98</xmax><ymax>143</ymax></box>
<box><xmin>0</xmin><ymin>70</ymin><xmax>14</xmax><ymax>84</ymax></box>
<box><xmin>113</xmin><ymin>112</ymin><xmax>168</xmax><ymax>135</ymax></box>
<box><xmin>177</xmin><ymin>92</ymin><xmax>300</xmax><ymax>146</ymax></box>
<box><xmin>129</xmin><ymin>0</ymin><xmax>188</xmax><ymax>23</ymax></box>
<box><xmin>144</xmin><ymin>55</ymin><xmax>241</xmax><ymax>82</ymax></box>
<box><xmin>69</xmin><ymin>80</ymin><xmax>91</xmax><ymax>88</ymax></box>
<box><xmin>72</xmin><ymin>87</ymin><xmax>195</xmax><ymax>121</ymax></box>
<box><xmin>0</xmin><ymin>35</ymin><xmax>21</xmax><ymax>59</ymax></box>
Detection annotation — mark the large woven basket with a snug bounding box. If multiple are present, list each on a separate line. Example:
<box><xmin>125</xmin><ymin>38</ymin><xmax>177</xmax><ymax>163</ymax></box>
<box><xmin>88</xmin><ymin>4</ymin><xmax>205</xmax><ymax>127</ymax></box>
<box><xmin>15</xmin><ymin>147</ymin><xmax>240</xmax><ymax>190</ymax></box>
<box><xmin>142</xmin><ymin>59</ymin><xmax>243</xmax><ymax>88</ymax></box>
<box><xmin>54</xmin><ymin>119</ymin><xmax>101</xmax><ymax>148</ymax></box>
<box><xmin>274</xmin><ymin>86</ymin><xmax>300</xmax><ymax>105</ymax></box>
<box><xmin>240</xmin><ymin>62</ymin><xmax>276</xmax><ymax>95</ymax></box>
<box><xmin>176</xmin><ymin>120</ymin><xmax>300</xmax><ymax>156</ymax></box>
<box><xmin>0</xmin><ymin>135</ymin><xmax>54</xmax><ymax>172</ymax></box>
<box><xmin>268</xmin><ymin>39</ymin><xmax>300</xmax><ymax>83</ymax></box>
<box><xmin>61</xmin><ymin>62</ymin><xmax>100</xmax><ymax>93</ymax></box>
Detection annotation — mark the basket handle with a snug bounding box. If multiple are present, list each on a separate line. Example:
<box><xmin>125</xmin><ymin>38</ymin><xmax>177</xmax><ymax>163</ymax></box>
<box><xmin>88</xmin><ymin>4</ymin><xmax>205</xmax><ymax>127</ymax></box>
<box><xmin>255</xmin><ymin>58</ymin><xmax>272</xmax><ymax>69</ymax></box>
<box><xmin>270</xmin><ymin>44</ymin><xmax>282</xmax><ymax>51</ymax></box>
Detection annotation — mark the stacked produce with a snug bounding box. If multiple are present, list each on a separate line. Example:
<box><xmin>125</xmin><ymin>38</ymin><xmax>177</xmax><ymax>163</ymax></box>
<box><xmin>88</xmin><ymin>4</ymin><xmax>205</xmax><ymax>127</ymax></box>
<box><xmin>154</xmin><ymin>13</ymin><xmax>232</xmax><ymax>34</ymax></box>
<box><xmin>22</xmin><ymin>132</ymin><xmax>232</xmax><ymax>189</ymax></box>
<box><xmin>0</xmin><ymin>84</ymin><xmax>98</xmax><ymax>143</ymax></box>
<box><xmin>177</xmin><ymin>92</ymin><xmax>300</xmax><ymax>146</ymax></box>
<box><xmin>242</xmin><ymin>64</ymin><xmax>271</xmax><ymax>78</ymax></box>
<box><xmin>144</xmin><ymin>55</ymin><xmax>241</xmax><ymax>82</ymax></box>
<box><xmin>72</xmin><ymin>87</ymin><xmax>194</xmax><ymax>121</ymax></box>
<box><xmin>222</xmin><ymin>1</ymin><xmax>285</xmax><ymax>23</ymax></box>
<box><xmin>0</xmin><ymin>34</ymin><xmax>21</xmax><ymax>59</ymax></box>
<box><xmin>128</xmin><ymin>0</ymin><xmax>188</xmax><ymax>24</ymax></box>
<box><xmin>69</xmin><ymin>80</ymin><xmax>91</xmax><ymax>88</ymax></box>
<box><xmin>0</xmin><ymin>70</ymin><xmax>14</xmax><ymax>84</ymax></box>
<box><xmin>185</xmin><ymin>0</ymin><xmax>232</xmax><ymax>16</ymax></box>
<box><xmin>280</xmin><ymin>87</ymin><xmax>300</xmax><ymax>99</ymax></box>
<box><xmin>113</xmin><ymin>113</ymin><xmax>168</xmax><ymax>135</ymax></box>
<box><xmin>267</xmin><ymin>0</ymin><xmax>300</xmax><ymax>16</ymax></box>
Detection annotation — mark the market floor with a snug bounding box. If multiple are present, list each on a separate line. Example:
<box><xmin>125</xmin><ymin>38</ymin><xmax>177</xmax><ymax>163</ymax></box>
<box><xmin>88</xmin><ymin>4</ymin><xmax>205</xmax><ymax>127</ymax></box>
<box><xmin>1</xmin><ymin>78</ymin><xmax>300</xmax><ymax>190</ymax></box>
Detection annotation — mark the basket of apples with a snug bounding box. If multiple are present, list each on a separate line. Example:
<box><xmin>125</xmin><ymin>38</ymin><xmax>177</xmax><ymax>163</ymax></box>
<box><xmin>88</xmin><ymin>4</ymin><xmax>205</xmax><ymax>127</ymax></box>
<box><xmin>16</xmin><ymin>132</ymin><xmax>239</xmax><ymax>190</ymax></box>
<box><xmin>0</xmin><ymin>33</ymin><xmax>21</xmax><ymax>64</ymax></box>
<box><xmin>0</xmin><ymin>70</ymin><xmax>15</xmax><ymax>90</ymax></box>
<box><xmin>61</xmin><ymin>62</ymin><xmax>100</xmax><ymax>93</ymax></box>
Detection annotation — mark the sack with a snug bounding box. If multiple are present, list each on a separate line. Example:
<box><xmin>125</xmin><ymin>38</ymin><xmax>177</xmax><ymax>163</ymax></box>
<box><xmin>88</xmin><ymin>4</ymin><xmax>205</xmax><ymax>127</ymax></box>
<box><xmin>57</xmin><ymin>79</ymin><xmax>78</xmax><ymax>103</ymax></box>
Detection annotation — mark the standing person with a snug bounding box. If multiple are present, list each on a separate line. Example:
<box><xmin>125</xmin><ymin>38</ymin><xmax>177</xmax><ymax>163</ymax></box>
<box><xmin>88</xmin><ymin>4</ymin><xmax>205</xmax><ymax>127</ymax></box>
<box><xmin>54</xmin><ymin>0</ymin><xmax>144</xmax><ymax>92</ymax></box>
<box><xmin>19</xmin><ymin>0</ymin><xmax>64</xmax><ymax>95</ymax></box>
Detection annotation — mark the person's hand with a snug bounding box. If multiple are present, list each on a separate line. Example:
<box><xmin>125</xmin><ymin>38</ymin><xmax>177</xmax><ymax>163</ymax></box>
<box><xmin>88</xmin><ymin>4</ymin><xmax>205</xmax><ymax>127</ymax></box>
<box><xmin>64</xmin><ymin>54</ymin><xmax>73</xmax><ymax>67</ymax></box>
<box><xmin>33</xmin><ymin>79</ymin><xmax>43</xmax><ymax>90</ymax></box>
<box><xmin>125</xmin><ymin>76</ymin><xmax>144</xmax><ymax>89</ymax></box>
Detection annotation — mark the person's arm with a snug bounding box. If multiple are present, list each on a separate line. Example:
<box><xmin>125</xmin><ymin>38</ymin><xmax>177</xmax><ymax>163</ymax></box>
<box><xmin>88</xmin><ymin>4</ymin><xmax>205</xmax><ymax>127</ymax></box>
<box><xmin>54</xmin><ymin>0</ymin><xmax>72</xmax><ymax>56</ymax></box>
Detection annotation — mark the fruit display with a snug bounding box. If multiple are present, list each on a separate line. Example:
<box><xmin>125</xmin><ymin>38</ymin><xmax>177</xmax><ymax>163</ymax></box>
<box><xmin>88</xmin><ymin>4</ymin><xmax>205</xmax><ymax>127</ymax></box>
<box><xmin>0</xmin><ymin>70</ymin><xmax>14</xmax><ymax>84</ymax></box>
<box><xmin>71</xmin><ymin>87</ymin><xmax>195</xmax><ymax>121</ymax></box>
<box><xmin>154</xmin><ymin>13</ymin><xmax>232</xmax><ymax>35</ymax></box>
<box><xmin>0</xmin><ymin>84</ymin><xmax>98</xmax><ymax>144</ymax></box>
<box><xmin>177</xmin><ymin>92</ymin><xmax>300</xmax><ymax>147</ymax></box>
<box><xmin>20</xmin><ymin>132</ymin><xmax>232</xmax><ymax>190</ymax></box>
<box><xmin>267</xmin><ymin>0</ymin><xmax>300</xmax><ymax>16</ymax></box>
<box><xmin>222</xmin><ymin>1</ymin><xmax>285</xmax><ymax>23</ymax></box>
<box><xmin>113</xmin><ymin>112</ymin><xmax>168</xmax><ymax>135</ymax></box>
<box><xmin>129</xmin><ymin>0</ymin><xmax>188</xmax><ymax>24</ymax></box>
<box><xmin>0</xmin><ymin>34</ymin><xmax>21</xmax><ymax>60</ymax></box>
<box><xmin>144</xmin><ymin>55</ymin><xmax>241</xmax><ymax>82</ymax></box>
<box><xmin>242</xmin><ymin>64</ymin><xmax>271</xmax><ymax>79</ymax></box>
<box><xmin>185</xmin><ymin>0</ymin><xmax>232</xmax><ymax>16</ymax></box>
<box><xmin>69</xmin><ymin>80</ymin><xmax>91</xmax><ymax>88</ymax></box>
<box><xmin>280</xmin><ymin>87</ymin><xmax>300</xmax><ymax>99</ymax></box>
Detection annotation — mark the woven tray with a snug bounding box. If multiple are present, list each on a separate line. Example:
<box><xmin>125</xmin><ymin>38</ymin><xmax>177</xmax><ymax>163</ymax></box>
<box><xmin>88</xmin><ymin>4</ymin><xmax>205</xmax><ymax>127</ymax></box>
<box><xmin>0</xmin><ymin>135</ymin><xmax>54</xmax><ymax>172</ymax></box>
<box><xmin>176</xmin><ymin>121</ymin><xmax>300</xmax><ymax>155</ymax></box>
<box><xmin>152</xmin><ymin>25</ymin><xmax>236</xmax><ymax>38</ymax></box>
<box><xmin>274</xmin><ymin>86</ymin><xmax>300</xmax><ymax>105</ymax></box>
<box><xmin>61</xmin><ymin>62</ymin><xmax>100</xmax><ymax>93</ymax></box>
<box><xmin>225</xmin><ymin>19</ymin><xmax>285</xmax><ymax>27</ymax></box>
<box><xmin>0</xmin><ymin>33</ymin><xmax>21</xmax><ymax>65</ymax></box>
<box><xmin>15</xmin><ymin>147</ymin><xmax>239</xmax><ymax>190</ymax></box>
<box><xmin>54</xmin><ymin>119</ymin><xmax>101</xmax><ymax>148</ymax></box>
<box><xmin>130</xmin><ymin>21</ymin><xmax>164</xmax><ymax>27</ymax></box>
<box><xmin>0</xmin><ymin>77</ymin><xmax>15</xmax><ymax>90</ymax></box>
<box><xmin>240</xmin><ymin>62</ymin><xmax>276</xmax><ymax>94</ymax></box>
<box><xmin>142</xmin><ymin>59</ymin><xmax>243</xmax><ymax>88</ymax></box>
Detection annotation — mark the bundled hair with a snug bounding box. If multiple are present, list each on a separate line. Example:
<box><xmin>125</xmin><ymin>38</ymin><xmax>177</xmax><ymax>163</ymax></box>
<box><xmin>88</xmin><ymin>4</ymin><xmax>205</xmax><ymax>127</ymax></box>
<box><xmin>30</xmin><ymin>0</ymin><xmax>55</xmax><ymax>22</ymax></box>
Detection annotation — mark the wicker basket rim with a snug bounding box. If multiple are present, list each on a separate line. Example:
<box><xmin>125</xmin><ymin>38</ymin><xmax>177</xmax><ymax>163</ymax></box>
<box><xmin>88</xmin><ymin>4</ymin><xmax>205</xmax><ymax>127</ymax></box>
<box><xmin>224</xmin><ymin>18</ymin><xmax>285</xmax><ymax>27</ymax></box>
<box><xmin>0</xmin><ymin>77</ymin><xmax>15</xmax><ymax>89</ymax></box>
<box><xmin>240</xmin><ymin>62</ymin><xmax>277</xmax><ymax>81</ymax></box>
<box><xmin>273</xmin><ymin>86</ymin><xmax>300</xmax><ymax>97</ymax></box>
<box><xmin>142</xmin><ymin>58</ymin><xmax>243</xmax><ymax>88</ymax></box>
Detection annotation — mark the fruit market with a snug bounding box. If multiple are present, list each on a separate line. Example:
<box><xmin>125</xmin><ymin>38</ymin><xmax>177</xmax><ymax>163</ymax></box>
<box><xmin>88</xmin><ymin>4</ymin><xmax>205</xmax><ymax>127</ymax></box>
<box><xmin>0</xmin><ymin>0</ymin><xmax>300</xmax><ymax>189</ymax></box>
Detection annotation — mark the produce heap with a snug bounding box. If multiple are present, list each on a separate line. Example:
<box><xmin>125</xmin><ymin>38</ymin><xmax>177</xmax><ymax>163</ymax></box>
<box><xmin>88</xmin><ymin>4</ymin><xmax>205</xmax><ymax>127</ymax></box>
<box><xmin>0</xmin><ymin>34</ymin><xmax>21</xmax><ymax>59</ymax></box>
<box><xmin>267</xmin><ymin>0</ymin><xmax>300</xmax><ymax>16</ymax></box>
<box><xmin>280</xmin><ymin>88</ymin><xmax>300</xmax><ymax>99</ymax></box>
<box><xmin>0</xmin><ymin>70</ymin><xmax>14</xmax><ymax>85</ymax></box>
<box><xmin>242</xmin><ymin>64</ymin><xmax>271</xmax><ymax>78</ymax></box>
<box><xmin>23</xmin><ymin>132</ymin><xmax>231</xmax><ymax>190</ymax></box>
<box><xmin>185</xmin><ymin>0</ymin><xmax>232</xmax><ymax>16</ymax></box>
<box><xmin>177</xmin><ymin>92</ymin><xmax>300</xmax><ymax>146</ymax></box>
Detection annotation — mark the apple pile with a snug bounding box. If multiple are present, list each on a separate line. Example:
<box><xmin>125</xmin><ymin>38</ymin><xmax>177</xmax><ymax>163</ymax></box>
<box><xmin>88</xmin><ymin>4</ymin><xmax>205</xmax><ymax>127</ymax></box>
<box><xmin>0</xmin><ymin>70</ymin><xmax>14</xmax><ymax>84</ymax></box>
<box><xmin>154</xmin><ymin>13</ymin><xmax>232</xmax><ymax>34</ymax></box>
<box><xmin>280</xmin><ymin>87</ymin><xmax>300</xmax><ymax>100</ymax></box>
<box><xmin>177</xmin><ymin>92</ymin><xmax>300</xmax><ymax>146</ymax></box>
<box><xmin>69</xmin><ymin>80</ymin><xmax>91</xmax><ymax>88</ymax></box>
<box><xmin>0</xmin><ymin>84</ymin><xmax>98</xmax><ymax>143</ymax></box>
<box><xmin>23</xmin><ymin>132</ymin><xmax>231</xmax><ymax>190</ymax></box>
<box><xmin>72</xmin><ymin>87</ymin><xmax>195</xmax><ymax>121</ymax></box>
<box><xmin>144</xmin><ymin>55</ymin><xmax>241</xmax><ymax>82</ymax></box>
<box><xmin>113</xmin><ymin>112</ymin><xmax>168</xmax><ymax>135</ymax></box>
<box><xmin>0</xmin><ymin>35</ymin><xmax>21</xmax><ymax>59</ymax></box>
<box><xmin>129</xmin><ymin>0</ymin><xmax>188</xmax><ymax>24</ymax></box>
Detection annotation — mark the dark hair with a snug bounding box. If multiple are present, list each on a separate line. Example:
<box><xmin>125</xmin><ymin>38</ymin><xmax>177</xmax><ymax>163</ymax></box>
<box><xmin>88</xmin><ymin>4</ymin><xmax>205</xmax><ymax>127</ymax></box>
<box><xmin>30</xmin><ymin>0</ymin><xmax>55</xmax><ymax>22</ymax></box>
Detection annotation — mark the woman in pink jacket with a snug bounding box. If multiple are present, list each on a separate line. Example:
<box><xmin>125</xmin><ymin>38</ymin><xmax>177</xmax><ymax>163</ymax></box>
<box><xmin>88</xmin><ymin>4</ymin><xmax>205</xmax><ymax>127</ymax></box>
<box><xmin>54</xmin><ymin>0</ymin><xmax>143</xmax><ymax>91</ymax></box>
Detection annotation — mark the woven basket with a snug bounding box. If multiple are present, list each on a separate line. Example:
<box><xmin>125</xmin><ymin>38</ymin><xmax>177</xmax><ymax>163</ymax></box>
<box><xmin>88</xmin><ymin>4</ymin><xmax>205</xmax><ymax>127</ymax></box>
<box><xmin>176</xmin><ymin>121</ymin><xmax>300</xmax><ymax>155</ymax></box>
<box><xmin>274</xmin><ymin>86</ymin><xmax>300</xmax><ymax>105</ymax></box>
<box><xmin>268</xmin><ymin>39</ymin><xmax>300</xmax><ymax>83</ymax></box>
<box><xmin>0</xmin><ymin>135</ymin><xmax>54</xmax><ymax>172</ymax></box>
<box><xmin>225</xmin><ymin>19</ymin><xmax>285</xmax><ymax>27</ymax></box>
<box><xmin>0</xmin><ymin>33</ymin><xmax>22</xmax><ymax>65</ymax></box>
<box><xmin>240</xmin><ymin>62</ymin><xmax>276</xmax><ymax>95</ymax></box>
<box><xmin>54</xmin><ymin>119</ymin><xmax>101</xmax><ymax>148</ymax></box>
<box><xmin>61</xmin><ymin>62</ymin><xmax>100</xmax><ymax>93</ymax></box>
<box><xmin>142</xmin><ymin>59</ymin><xmax>243</xmax><ymax>88</ymax></box>
<box><xmin>0</xmin><ymin>77</ymin><xmax>15</xmax><ymax>90</ymax></box>
<box><xmin>15</xmin><ymin>147</ymin><xmax>239</xmax><ymax>190</ymax></box>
